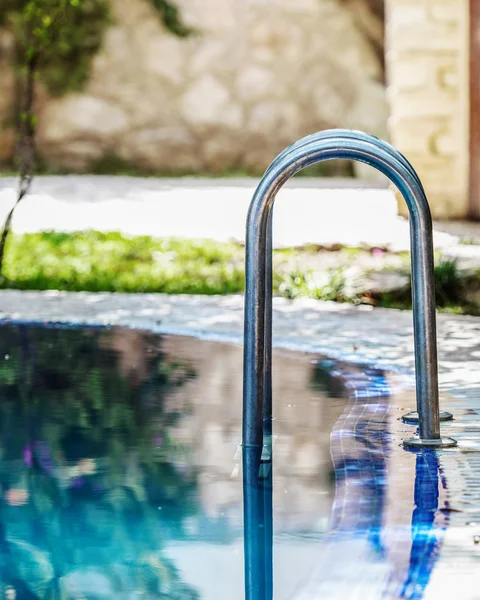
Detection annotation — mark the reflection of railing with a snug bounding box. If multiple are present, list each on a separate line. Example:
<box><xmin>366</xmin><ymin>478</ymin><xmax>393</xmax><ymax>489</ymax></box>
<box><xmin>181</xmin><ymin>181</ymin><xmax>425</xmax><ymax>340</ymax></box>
<box><xmin>242</xmin><ymin>130</ymin><xmax>457</xmax><ymax>600</ymax></box>
<box><xmin>243</xmin><ymin>359</ymin><xmax>448</xmax><ymax>600</ymax></box>
<box><xmin>399</xmin><ymin>449</ymin><xmax>446</xmax><ymax>599</ymax></box>
<box><xmin>313</xmin><ymin>359</ymin><xmax>447</xmax><ymax>598</ymax></box>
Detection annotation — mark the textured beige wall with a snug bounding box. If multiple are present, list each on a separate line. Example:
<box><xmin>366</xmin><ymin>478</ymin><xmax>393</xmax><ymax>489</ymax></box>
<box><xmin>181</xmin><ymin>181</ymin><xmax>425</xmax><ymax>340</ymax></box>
<box><xmin>0</xmin><ymin>0</ymin><xmax>386</xmax><ymax>175</ymax></box>
<box><xmin>386</xmin><ymin>0</ymin><xmax>470</xmax><ymax>218</ymax></box>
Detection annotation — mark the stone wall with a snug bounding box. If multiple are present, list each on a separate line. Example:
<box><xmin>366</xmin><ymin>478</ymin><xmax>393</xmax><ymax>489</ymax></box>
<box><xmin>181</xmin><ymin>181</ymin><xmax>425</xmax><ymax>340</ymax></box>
<box><xmin>0</xmin><ymin>0</ymin><xmax>386</xmax><ymax>175</ymax></box>
<box><xmin>386</xmin><ymin>0</ymin><xmax>470</xmax><ymax>218</ymax></box>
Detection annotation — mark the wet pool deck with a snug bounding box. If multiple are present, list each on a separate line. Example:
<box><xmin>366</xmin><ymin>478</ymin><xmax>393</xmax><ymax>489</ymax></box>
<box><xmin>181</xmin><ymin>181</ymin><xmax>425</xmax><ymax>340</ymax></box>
<box><xmin>0</xmin><ymin>289</ymin><xmax>478</xmax><ymax>596</ymax></box>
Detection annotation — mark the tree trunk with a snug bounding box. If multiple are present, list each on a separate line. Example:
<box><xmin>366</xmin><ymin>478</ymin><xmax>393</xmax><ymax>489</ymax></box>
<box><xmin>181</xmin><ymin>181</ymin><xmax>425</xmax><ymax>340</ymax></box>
<box><xmin>0</xmin><ymin>51</ymin><xmax>37</xmax><ymax>277</ymax></box>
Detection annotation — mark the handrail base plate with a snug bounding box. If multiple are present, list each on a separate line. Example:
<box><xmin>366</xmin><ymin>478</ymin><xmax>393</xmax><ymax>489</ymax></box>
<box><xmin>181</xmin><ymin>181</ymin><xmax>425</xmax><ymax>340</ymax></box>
<box><xmin>402</xmin><ymin>411</ymin><xmax>453</xmax><ymax>424</ymax></box>
<box><xmin>403</xmin><ymin>436</ymin><xmax>457</xmax><ymax>449</ymax></box>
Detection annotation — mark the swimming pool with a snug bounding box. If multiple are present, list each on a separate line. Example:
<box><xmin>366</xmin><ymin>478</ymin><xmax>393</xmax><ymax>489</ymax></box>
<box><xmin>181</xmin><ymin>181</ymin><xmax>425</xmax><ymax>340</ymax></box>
<box><xmin>0</xmin><ymin>322</ymin><xmax>457</xmax><ymax>599</ymax></box>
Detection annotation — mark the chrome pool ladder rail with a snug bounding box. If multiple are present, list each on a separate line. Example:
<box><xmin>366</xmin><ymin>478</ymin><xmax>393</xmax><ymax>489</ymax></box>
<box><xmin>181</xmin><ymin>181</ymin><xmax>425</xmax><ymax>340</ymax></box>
<box><xmin>241</xmin><ymin>130</ymin><xmax>457</xmax><ymax>600</ymax></box>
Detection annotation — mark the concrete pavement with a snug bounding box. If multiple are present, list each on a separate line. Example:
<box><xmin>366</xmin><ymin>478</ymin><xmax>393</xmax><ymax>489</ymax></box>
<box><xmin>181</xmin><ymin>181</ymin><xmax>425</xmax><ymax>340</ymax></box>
<box><xmin>0</xmin><ymin>175</ymin><xmax>462</xmax><ymax>251</ymax></box>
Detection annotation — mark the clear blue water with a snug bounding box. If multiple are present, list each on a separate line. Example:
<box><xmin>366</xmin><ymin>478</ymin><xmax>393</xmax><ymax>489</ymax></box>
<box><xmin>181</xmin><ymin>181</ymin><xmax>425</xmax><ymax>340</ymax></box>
<box><xmin>0</xmin><ymin>324</ymin><xmax>447</xmax><ymax>599</ymax></box>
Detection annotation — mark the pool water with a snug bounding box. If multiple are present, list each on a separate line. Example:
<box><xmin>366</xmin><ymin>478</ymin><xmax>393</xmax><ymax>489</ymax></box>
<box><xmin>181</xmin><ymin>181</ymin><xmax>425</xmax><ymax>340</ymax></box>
<box><xmin>0</xmin><ymin>324</ymin><xmax>447</xmax><ymax>599</ymax></box>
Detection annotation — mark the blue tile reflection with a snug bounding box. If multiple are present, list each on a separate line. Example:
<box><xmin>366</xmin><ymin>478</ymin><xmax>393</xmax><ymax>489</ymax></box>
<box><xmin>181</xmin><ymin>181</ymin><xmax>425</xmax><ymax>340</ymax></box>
<box><xmin>244</xmin><ymin>360</ymin><xmax>447</xmax><ymax>600</ymax></box>
<box><xmin>400</xmin><ymin>451</ymin><xmax>445</xmax><ymax>600</ymax></box>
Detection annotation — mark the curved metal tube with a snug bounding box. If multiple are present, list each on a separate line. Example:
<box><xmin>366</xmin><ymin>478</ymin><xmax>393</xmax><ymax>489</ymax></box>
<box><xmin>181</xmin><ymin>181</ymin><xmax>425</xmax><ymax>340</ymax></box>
<box><xmin>242</xmin><ymin>131</ymin><xmax>456</xmax><ymax>600</ymax></box>
<box><xmin>245</xmin><ymin>133</ymin><xmax>441</xmax><ymax>445</ymax></box>
<box><xmin>260</xmin><ymin>130</ymin><xmax>427</xmax><ymax>440</ymax></box>
<box><xmin>264</xmin><ymin>129</ymin><xmax>425</xmax><ymax>189</ymax></box>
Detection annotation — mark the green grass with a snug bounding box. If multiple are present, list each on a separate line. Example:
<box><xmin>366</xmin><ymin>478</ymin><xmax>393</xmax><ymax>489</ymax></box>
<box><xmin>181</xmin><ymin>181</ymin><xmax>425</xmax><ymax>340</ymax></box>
<box><xmin>1</xmin><ymin>232</ymin><xmax>246</xmax><ymax>295</ymax></box>
<box><xmin>0</xmin><ymin>232</ymin><xmax>360</xmax><ymax>298</ymax></box>
<box><xmin>1</xmin><ymin>231</ymin><xmax>480</xmax><ymax>315</ymax></box>
<box><xmin>276</xmin><ymin>269</ymin><xmax>347</xmax><ymax>302</ymax></box>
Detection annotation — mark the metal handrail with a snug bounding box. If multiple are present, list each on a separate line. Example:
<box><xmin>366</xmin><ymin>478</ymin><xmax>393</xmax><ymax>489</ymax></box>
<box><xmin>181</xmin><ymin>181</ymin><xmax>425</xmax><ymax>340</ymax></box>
<box><xmin>264</xmin><ymin>129</ymin><xmax>425</xmax><ymax>187</ymax></box>
<box><xmin>242</xmin><ymin>130</ymin><xmax>457</xmax><ymax>599</ymax></box>
<box><xmin>263</xmin><ymin>130</ymin><xmax>453</xmax><ymax>427</ymax></box>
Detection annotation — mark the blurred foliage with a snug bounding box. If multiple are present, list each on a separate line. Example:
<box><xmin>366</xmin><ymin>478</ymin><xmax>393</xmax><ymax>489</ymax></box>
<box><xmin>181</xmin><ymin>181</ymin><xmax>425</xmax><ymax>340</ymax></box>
<box><xmin>0</xmin><ymin>324</ymin><xmax>200</xmax><ymax>598</ymax></box>
<box><xmin>376</xmin><ymin>258</ymin><xmax>480</xmax><ymax>316</ymax></box>
<box><xmin>152</xmin><ymin>0</ymin><xmax>192</xmax><ymax>38</ymax></box>
<box><xmin>0</xmin><ymin>0</ymin><xmax>193</xmax><ymax>279</ymax></box>
<box><xmin>0</xmin><ymin>0</ymin><xmax>192</xmax><ymax>97</ymax></box>
<box><xmin>277</xmin><ymin>268</ymin><xmax>347</xmax><ymax>302</ymax></box>
<box><xmin>0</xmin><ymin>0</ymin><xmax>112</xmax><ymax>280</ymax></box>
<box><xmin>0</xmin><ymin>0</ymin><xmax>111</xmax><ymax>96</ymax></box>
<box><xmin>1</xmin><ymin>231</ymin><xmax>246</xmax><ymax>294</ymax></box>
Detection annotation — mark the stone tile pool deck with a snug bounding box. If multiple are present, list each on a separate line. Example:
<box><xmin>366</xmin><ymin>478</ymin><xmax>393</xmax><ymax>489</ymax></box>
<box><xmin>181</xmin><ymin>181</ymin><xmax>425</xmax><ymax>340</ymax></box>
<box><xmin>0</xmin><ymin>289</ymin><xmax>478</xmax><ymax>597</ymax></box>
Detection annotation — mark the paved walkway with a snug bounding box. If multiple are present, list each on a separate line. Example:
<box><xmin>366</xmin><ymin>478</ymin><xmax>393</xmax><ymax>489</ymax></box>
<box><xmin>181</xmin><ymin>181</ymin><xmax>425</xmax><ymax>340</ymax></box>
<box><xmin>0</xmin><ymin>175</ymin><xmax>463</xmax><ymax>251</ymax></box>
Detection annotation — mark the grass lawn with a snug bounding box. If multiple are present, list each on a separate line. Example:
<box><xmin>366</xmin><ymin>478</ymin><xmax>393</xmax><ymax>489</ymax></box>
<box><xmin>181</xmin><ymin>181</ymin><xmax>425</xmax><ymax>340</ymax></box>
<box><xmin>1</xmin><ymin>231</ymin><xmax>246</xmax><ymax>294</ymax></box>
<box><xmin>1</xmin><ymin>230</ymin><xmax>479</xmax><ymax>315</ymax></box>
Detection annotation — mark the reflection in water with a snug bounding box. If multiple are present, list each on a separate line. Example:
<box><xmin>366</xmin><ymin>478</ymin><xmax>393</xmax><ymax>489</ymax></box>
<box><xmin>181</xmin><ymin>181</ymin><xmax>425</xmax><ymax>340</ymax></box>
<box><xmin>0</xmin><ymin>324</ymin><xmax>448</xmax><ymax>600</ymax></box>
<box><xmin>0</xmin><ymin>325</ymin><xmax>341</xmax><ymax>600</ymax></box>
<box><xmin>242</xmin><ymin>444</ymin><xmax>271</xmax><ymax>600</ymax></box>
<box><xmin>400</xmin><ymin>450</ymin><xmax>446</xmax><ymax>600</ymax></box>
<box><xmin>329</xmin><ymin>362</ymin><xmax>447</xmax><ymax>599</ymax></box>
<box><xmin>0</xmin><ymin>325</ymin><xmax>200</xmax><ymax>599</ymax></box>
<box><xmin>243</xmin><ymin>361</ymin><xmax>447</xmax><ymax>600</ymax></box>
